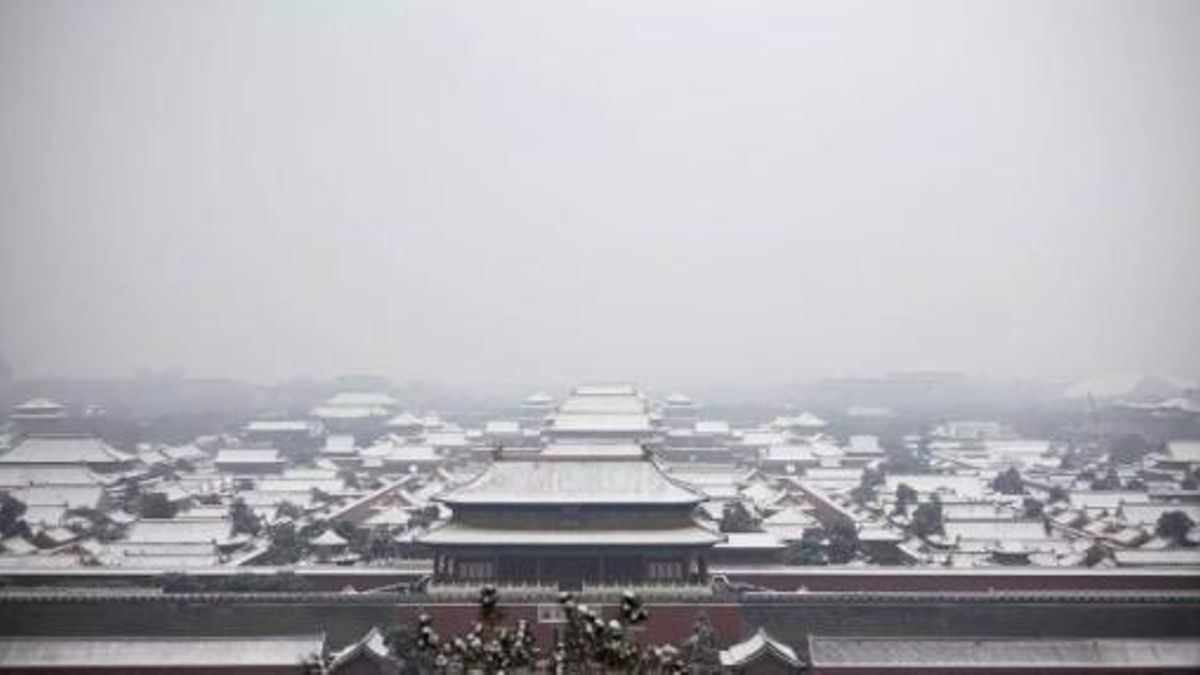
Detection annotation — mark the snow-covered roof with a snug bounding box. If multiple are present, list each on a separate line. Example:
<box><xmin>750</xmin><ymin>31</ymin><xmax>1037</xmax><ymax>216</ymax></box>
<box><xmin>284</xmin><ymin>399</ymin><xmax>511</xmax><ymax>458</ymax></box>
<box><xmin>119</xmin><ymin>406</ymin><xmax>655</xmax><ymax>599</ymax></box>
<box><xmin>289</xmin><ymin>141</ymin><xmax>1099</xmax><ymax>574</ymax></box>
<box><xmin>419</xmin><ymin>522</ymin><xmax>722</xmax><ymax>546</ymax></box>
<box><xmin>720</xmin><ymin>628</ymin><xmax>802</xmax><ymax>668</ymax></box>
<box><xmin>310</xmin><ymin>529</ymin><xmax>348</xmax><ymax>547</ymax></box>
<box><xmin>244</xmin><ymin>420</ymin><xmax>315</xmax><ymax>434</ymax></box>
<box><xmin>572</xmin><ymin>384</ymin><xmax>638</xmax><ymax>397</ymax></box>
<box><xmin>1166</xmin><ymin>441</ymin><xmax>1200</xmax><ymax>464</ymax></box>
<box><xmin>363</xmin><ymin>505</ymin><xmax>412</xmax><ymax>527</ymax></box>
<box><xmin>1065</xmin><ymin>373</ymin><xmax>1196</xmax><ymax>401</ymax></box>
<box><xmin>0</xmin><ymin>436</ymin><xmax>132</xmax><ymax>465</ymax></box>
<box><xmin>322</xmin><ymin>434</ymin><xmax>357</xmax><ymax>455</ymax></box>
<box><xmin>1112</xmin><ymin>549</ymin><xmax>1200</xmax><ymax>567</ymax></box>
<box><xmin>9</xmin><ymin>484</ymin><xmax>103</xmax><ymax>509</ymax></box>
<box><xmin>385</xmin><ymin>412</ymin><xmax>423</xmax><ymax>429</ymax></box>
<box><xmin>310</xmin><ymin>406</ymin><xmax>388</xmax><ymax>420</ymax></box>
<box><xmin>738</xmin><ymin>431</ymin><xmax>787</xmax><ymax>447</ymax></box>
<box><xmin>124</xmin><ymin>518</ymin><xmax>232</xmax><ymax>545</ymax></box>
<box><xmin>255</xmin><ymin>478</ymin><xmax>345</xmax><ymax>494</ymax></box>
<box><xmin>664</xmin><ymin>393</ymin><xmax>694</xmax><ymax>406</ymax></box>
<box><xmin>846</xmin><ymin>435</ymin><xmax>885</xmax><ymax>455</ymax></box>
<box><xmin>437</xmin><ymin>458</ymin><xmax>705</xmax><ymax>506</ymax></box>
<box><xmin>548</xmin><ymin>414</ymin><xmax>653</xmax><ymax>433</ymax></box>
<box><xmin>808</xmin><ymin>636</ymin><xmax>1200</xmax><ymax>669</ymax></box>
<box><xmin>12</xmin><ymin>398</ymin><xmax>64</xmax><ymax>412</ymax></box>
<box><xmin>762</xmin><ymin>445</ymin><xmax>817</xmax><ymax>463</ymax></box>
<box><xmin>424</xmin><ymin>431</ymin><xmax>469</xmax><ymax>448</ymax></box>
<box><xmin>773</xmin><ymin>412</ymin><xmax>827</xmax><ymax>430</ymax></box>
<box><xmin>1067</xmin><ymin>491</ymin><xmax>1145</xmax><ymax>510</ymax></box>
<box><xmin>362</xmin><ymin>442</ymin><xmax>441</xmax><ymax>464</ymax></box>
<box><xmin>0</xmin><ymin>465</ymin><xmax>102</xmax><ymax>488</ymax></box>
<box><xmin>523</xmin><ymin>392</ymin><xmax>554</xmax><ymax>405</ymax></box>
<box><xmin>484</xmin><ymin>420</ymin><xmax>521</xmax><ymax>435</ymax></box>
<box><xmin>559</xmin><ymin>396</ymin><xmax>646</xmax><ymax>415</ymax></box>
<box><xmin>328</xmin><ymin>627</ymin><xmax>395</xmax><ymax>671</ymax></box>
<box><xmin>763</xmin><ymin>506</ymin><xmax>817</xmax><ymax>527</ymax></box>
<box><xmin>20</xmin><ymin>504</ymin><xmax>68</xmax><ymax>526</ymax></box>
<box><xmin>884</xmin><ymin>474</ymin><xmax>987</xmax><ymax>500</ymax></box>
<box><xmin>943</xmin><ymin>520</ymin><xmax>1051</xmax><ymax>542</ymax></box>
<box><xmin>325</xmin><ymin>392</ymin><xmax>397</xmax><ymax>408</ymax></box>
<box><xmin>214</xmin><ymin>449</ymin><xmax>284</xmax><ymax>464</ymax></box>
<box><xmin>161</xmin><ymin>444</ymin><xmax>208</xmax><ymax>462</ymax></box>
<box><xmin>0</xmin><ymin>636</ymin><xmax>326</xmax><ymax>668</ymax></box>
<box><xmin>0</xmin><ymin>537</ymin><xmax>37</xmax><ymax>555</ymax></box>
<box><xmin>1119</xmin><ymin>503</ymin><xmax>1200</xmax><ymax>528</ymax></box>
<box><xmin>238</xmin><ymin>490</ymin><xmax>314</xmax><ymax>509</ymax></box>
<box><xmin>539</xmin><ymin>443</ymin><xmax>646</xmax><ymax>459</ymax></box>
<box><xmin>694</xmin><ymin>420</ymin><xmax>731</xmax><ymax>435</ymax></box>
<box><xmin>715</xmin><ymin>532</ymin><xmax>785</xmax><ymax>550</ymax></box>
<box><xmin>9</xmin><ymin>401</ymin><xmax>66</xmax><ymax>424</ymax></box>
<box><xmin>846</xmin><ymin>406</ymin><xmax>896</xmax><ymax>418</ymax></box>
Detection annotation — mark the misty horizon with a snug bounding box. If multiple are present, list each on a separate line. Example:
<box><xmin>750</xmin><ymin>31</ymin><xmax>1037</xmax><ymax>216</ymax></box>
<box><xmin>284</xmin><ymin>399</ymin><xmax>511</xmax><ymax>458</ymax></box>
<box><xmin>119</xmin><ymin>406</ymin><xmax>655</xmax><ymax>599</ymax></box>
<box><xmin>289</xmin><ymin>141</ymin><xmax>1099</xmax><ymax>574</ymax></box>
<box><xmin>2</xmin><ymin>1</ymin><xmax>1198</xmax><ymax>387</ymax></box>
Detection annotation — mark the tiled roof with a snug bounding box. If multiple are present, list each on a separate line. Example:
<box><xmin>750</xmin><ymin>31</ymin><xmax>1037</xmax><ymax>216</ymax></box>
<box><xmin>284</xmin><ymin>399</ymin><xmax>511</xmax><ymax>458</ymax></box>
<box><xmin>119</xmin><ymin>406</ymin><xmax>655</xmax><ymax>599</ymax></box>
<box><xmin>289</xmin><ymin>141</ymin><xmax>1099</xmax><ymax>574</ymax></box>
<box><xmin>0</xmin><ymin>635</ymin><xmax>325</xmax><ymax>668</ymax></box>
<box><xmin>125</xmin><ymin>518</ymin><xmax>233</xmax><ymax>545</ymax></box>
<box><xmin>0</xmin><ymin>465</ymin><xmax>102</xmax><ymax>487</ymax></box>
<box><xmin>808</xmin><ymin>636</ymin><xmax>1200</xmax><ymax>668</ymax></box>
<box><xmin>549</xmin><ymin>413</ymin><xmax>654</xmax><ymax>433</ymax></box>
<box><xmin>419</xmin><ymin>522</ymin><xmax>722</xmax><ymax>546</ymax></box>
<box><xmin>720</xmin><ymin>628</ymin><xmax>802</xmax><ymax>668</ymax></box>
<box><xmin>0</xmin><ymin>436</ymin><xmax>132</xmax><ymax>465</ymax></box>
<box><xmin>214</xmin><ymin>449</ymin><xmax>283</xmax><ymax>464</ymax></box>
<box><xmin>437</xmin><ymin>458</ymin><xmax>705</xmax><ymax>505</ymax></box>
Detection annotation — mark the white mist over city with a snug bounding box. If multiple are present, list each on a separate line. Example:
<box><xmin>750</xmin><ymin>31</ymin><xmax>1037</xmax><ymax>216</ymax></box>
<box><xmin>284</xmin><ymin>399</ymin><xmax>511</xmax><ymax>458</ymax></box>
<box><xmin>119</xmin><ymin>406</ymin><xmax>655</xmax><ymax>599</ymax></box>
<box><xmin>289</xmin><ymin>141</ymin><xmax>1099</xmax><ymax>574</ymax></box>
<box><xmin>0</xmin><ymin>2</ymin><xmax>1198</xmax><ymax>673</ymax></box>
<box><xmin>2</xmin><ymin>1</ymin><xmax>1198</xmax><ymax>388</ymax></box>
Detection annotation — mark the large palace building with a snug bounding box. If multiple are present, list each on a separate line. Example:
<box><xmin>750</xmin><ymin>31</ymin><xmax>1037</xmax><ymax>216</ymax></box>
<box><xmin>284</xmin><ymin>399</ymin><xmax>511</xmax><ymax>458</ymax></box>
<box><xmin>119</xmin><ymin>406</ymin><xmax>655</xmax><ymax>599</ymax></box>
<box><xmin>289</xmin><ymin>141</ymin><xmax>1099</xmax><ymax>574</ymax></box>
<box><xmin>418</xmin><ymin>442</ymin><xmax>723</xmax><ymax>587</ymax></box>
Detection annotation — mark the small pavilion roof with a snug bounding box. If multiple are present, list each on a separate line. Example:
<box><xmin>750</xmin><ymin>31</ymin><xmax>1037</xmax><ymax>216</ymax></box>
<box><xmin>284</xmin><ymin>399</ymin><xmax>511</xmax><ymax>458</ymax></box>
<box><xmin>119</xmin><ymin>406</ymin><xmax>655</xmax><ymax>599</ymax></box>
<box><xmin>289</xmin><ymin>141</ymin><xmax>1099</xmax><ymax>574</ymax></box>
<box><xmin>720</xmin><ymin>628</ymin><xmax>803</xmax><ymax>668</ymax></box>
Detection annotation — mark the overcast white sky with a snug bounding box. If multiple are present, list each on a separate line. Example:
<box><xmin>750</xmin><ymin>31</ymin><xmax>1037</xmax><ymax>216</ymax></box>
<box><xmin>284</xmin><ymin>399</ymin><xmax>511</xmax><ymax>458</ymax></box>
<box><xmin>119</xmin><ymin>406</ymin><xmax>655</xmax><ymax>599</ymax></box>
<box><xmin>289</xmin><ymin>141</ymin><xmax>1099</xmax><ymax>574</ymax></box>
<box><xmin>1</xmin><ymin>1</ymin><xmax>1197</xmax><ymax>387</ymax></box>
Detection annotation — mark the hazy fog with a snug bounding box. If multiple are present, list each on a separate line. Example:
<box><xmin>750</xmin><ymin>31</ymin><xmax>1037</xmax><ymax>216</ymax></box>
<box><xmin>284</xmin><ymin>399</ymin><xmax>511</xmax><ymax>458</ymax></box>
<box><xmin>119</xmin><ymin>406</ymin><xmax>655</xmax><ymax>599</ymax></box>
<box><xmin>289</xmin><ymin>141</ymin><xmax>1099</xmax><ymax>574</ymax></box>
<box><xmin>1</xmin><ymin>1</ymin><xmax>1197</xmax><ymax>387</ymax></box>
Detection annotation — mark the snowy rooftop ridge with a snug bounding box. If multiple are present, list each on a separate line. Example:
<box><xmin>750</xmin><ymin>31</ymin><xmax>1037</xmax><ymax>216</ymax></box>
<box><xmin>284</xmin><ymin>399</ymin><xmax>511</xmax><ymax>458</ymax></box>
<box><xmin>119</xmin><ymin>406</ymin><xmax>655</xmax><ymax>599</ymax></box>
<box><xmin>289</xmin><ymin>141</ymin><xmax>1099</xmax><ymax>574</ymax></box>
<box><xmin>434</xmin><ymin>456</ymin><xmax>706</xmax><ymax>506</ymax></box>
<box><xmin>720</xmin><ymin>628</ymin><xmax>803</xmax><ymax>668</ymax></box>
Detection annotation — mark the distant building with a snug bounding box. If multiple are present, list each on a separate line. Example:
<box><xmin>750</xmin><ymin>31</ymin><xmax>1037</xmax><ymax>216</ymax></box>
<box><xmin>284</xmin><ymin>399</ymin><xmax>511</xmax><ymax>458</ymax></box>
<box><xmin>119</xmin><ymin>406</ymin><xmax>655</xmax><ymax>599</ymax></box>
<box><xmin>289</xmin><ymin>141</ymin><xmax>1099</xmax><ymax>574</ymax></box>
<box><xmin>310</xmin><ymin>392</ymin><xmax>397</xmax><ymax>442</ymax></box>
<box><xmin>8</xmin><ymin>399</ymin><xmax>69</xmax><ymax>436</ymax></box>
<box><xmin>383</xmin><ymin>412</ymin><xmax>423</xmax><ymax>437</ymax></box>
<box><xmin>661</xmin><ymin>392</ymin><xmax>701</xmax><ymax>430</ymax></box>
<box><xmin>842</xmin><ymin>406</ymin><xmax>897</xmax><ymax>434</ymax></box>
<box><xmin>544</xmin><ymin>384</ymin><xmax>661</xmax><ymax>442</ymax></box>
<box><xmin>932</xmin><ymin>419</ymin><xmax>1015</xmax><ymax>442</ymax></box>
<box><xmin>214</xmin><ymin>448</ymin><xmax>286</xmax><ymax>474</ymax></box>
<box><xmin>243</xmin><ymin>420</ymin><xmax>324</xmax><ymax>459</ymax></box>
<box><xmin>519</xmin><ymin>392</ymin><xmax>556</xmax><ymax>428</ymax></box>
<box><xmin>771</xmin><ymin>412</ymin><xmax>828</xmax><ymax>437</ymax></box>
